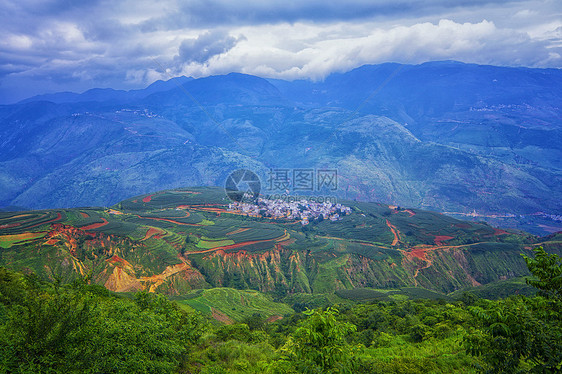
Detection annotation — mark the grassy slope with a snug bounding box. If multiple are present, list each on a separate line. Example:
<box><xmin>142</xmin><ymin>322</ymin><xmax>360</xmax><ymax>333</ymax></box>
<box><xmin>175</xmin><ymin>287</ymin><xmax>293</xmax><ymax>322</ymax></box>
<box><xmin>0</xmin><ymin>186</ymin><xmax>558</xmax><ymax>298</ymax></box>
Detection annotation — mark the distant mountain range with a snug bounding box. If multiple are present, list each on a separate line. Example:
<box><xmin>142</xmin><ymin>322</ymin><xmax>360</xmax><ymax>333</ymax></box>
<box><xmin>0</xmin><ymin>61</ymin><xmax>561</xmax><ymax>234</ymax></box>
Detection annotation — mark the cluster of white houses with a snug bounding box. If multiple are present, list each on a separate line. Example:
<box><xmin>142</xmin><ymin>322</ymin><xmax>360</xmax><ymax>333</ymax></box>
<box><xmin>227</xmin><ymin>198</ymin><xmax>352</xmax><ymax>225</ymax></box>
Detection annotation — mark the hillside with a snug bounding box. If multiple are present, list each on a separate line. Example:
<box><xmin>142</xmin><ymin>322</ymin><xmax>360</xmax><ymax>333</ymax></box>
<box><xmin>1</xmin><ymin>187</ymin><xmax>559</xmax><ymax>297</ymax></box>
<box><xmin>1</xmin><ymin>62</ymin><xmax>561</xmax><ymax>235</ymax></box>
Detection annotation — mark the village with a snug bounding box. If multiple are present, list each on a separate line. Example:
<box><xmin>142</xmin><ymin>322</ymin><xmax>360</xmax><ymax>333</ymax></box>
<box><xmin>227</xmin><ymin>197</ymin><xmax>352</xmax><ymax>225</ymax></box>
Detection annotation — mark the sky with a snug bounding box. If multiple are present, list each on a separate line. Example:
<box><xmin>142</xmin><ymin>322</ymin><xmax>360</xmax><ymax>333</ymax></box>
<box><xmin>0</xmin><ymin>0</ymin><xmax>561</xmax><ymax>103</ymax></box>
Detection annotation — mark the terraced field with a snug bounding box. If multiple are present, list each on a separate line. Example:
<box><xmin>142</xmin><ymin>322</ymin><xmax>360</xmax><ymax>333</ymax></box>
<box><xmin>0</xmin><ymin>231</ymin><xmax>47</xmax><ymax>248</ymax></box>
<box><xmin>0</xmin><ymin>186</ymin><xmax>557</xmax><ymax>304</ymax></box>
<box><xmin>335</xmin><ymin>287</ymin><xmax>453</xmax><ymax>302</ymax></box>
<box><xmin>175</xmin><ymin>288</ymin><xmax>293</xmax><ymax>323</ymax></box>
<box><xmin>0</xmin><ymin>210</ymin><xmax>65</xmax><ymax>233</ymax></box>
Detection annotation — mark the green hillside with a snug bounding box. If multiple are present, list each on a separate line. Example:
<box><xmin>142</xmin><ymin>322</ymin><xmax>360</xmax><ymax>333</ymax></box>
<box><xmin>0</xmin><ymin>187</ymin><xmax>559</xmax><ymax>309</ymax></box>
<box><xmin>175</xmin><ymin>288</ymin><xmax>293</xmax><ymax>323</ymax></box>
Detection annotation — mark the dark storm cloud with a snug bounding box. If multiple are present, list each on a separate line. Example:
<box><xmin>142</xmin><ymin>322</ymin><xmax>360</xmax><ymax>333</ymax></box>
<box><xmin>140</xmin><ymin>0</ymin><xmax>525</xmax><ymax>30</ymax></box>
<box><xmin>177</xmin><ymin>31</ymin><xmax>244</xmax><ymax>64</ymax></box>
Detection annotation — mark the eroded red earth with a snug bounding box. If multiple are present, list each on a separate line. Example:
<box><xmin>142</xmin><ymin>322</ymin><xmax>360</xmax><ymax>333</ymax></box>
<box><xmin>385</xmin><ymin>219</ymin><xmax>401</xmax><ymax>246</ymax></box>
<box><xmin>80</xmin><ymin>218</ymin><xmax>108</xmax><ymax>231</ymax></box>
<box><xmin>434</xmin><ymin>235</ymin><xmax>454</xmax><ymax>246</ymax></box>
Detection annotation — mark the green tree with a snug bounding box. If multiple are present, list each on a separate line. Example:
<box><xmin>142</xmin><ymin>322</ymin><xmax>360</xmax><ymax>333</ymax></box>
<box><xmin>522</xmin><ymin>246</ymin><xmax>562</xmax><ymax>300</ymax></box>
<box><xmin>465</xmin><ymin>247</ymin><xmax>562</xmax><ymax>373</ymax></box>
<box><xmin>275</xmin><ymin>307</ymin><xmax>358</xmax><ymax>373</ymax></box>
<box><xmin>0</xmin><ymin>268</ymin><xmax>204</xmax><ymax>373</ymax></box>
<box><xmin>0</xmin><ymin>269</ymin><xmax>91</xmax><ymax>372</ymax></box>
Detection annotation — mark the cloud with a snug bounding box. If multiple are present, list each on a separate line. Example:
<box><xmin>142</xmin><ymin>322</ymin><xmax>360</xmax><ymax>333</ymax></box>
<box><xmin>177</xmin><ymin>19</ymin><xmax>562</xmax><ymax>81</ymax></box>
<box><xmin>0</xmin><ymin>0</ymin><xmax>561</xmax><ymax>103</ymax></box>
<box><xmin>140</xmin><ymin>0</ymin><xmax>528</xmax><ymax>29</ymax></box>
<box><xmin>176</xmin><ymin>31</ymin><xmax>244</xmax><ymax>64</ymax></box>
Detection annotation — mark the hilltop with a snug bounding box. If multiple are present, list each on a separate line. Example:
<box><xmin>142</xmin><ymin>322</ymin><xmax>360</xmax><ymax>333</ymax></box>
<box><xmin>1</xmin><ymin>187</ymin><xmax>559</xmax><ymax>301</ymax></box>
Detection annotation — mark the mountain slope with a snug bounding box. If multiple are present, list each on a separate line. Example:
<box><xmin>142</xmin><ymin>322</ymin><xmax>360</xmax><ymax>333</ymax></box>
<box><xmin>1</xmin><ymin>62</ymin><xmax>561</xmax><ymax>233</ymax></box>
<box><xmin>0</xmin><ymin>187</ymin><xmax>559</xmax><ymax>296</ymax></box>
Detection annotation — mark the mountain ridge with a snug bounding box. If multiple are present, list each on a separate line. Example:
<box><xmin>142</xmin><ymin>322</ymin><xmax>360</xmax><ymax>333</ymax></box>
<box><xmin>1</xmin><ymin>61</ymin><xmax>561</xmax><ymax>234</ymax></box>
<box><xmin>0</xmin><ymin>187</ymin><xmax>558</xmax><ymax>297</ymax></box>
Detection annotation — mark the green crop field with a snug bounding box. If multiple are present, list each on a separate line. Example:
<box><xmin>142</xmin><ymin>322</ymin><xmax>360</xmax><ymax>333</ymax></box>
<box><xmin>116</xmin><ymin>187</ymin><xmax>229</xmax><ymax>211</ymax></box>
<box><xmin>176</xmin><ymin>288</ymin><xmax>293</xmax><ymax>322</ymax></box>
<box><xmin>0</xmin><ymin>210</ymin><xmax>66</xmax><ymax>234</ymax></box>
<box><xmin>196</xmin><ymin>238</ymin><xmax>235</xmax><ymax>249</ymax></box>
<box><xmin>0</xmin><ymin>231</ymin><xmax>47</xmax><ymax>248</ymax></box>
<box><xmin>336</xmin><ymin>287</ymin><xmax>452</xmax><ymax>302</ymax></box>
<box><xmin>449</xmin><ymin>277</ymin><xmax>537</xmax><ymax>299</ymax></box>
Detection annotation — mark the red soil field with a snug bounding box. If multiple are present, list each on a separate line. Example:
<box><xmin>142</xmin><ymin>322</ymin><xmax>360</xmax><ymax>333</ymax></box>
<box><xmin>211</xmin><ymin>308</ymin><xmax>233</xmax><ymax>324</ymax></box>
<box><xmin>142</xmin><ymin>194</ymin><xmax>154</xmax><ymax>203</ymax></box>
<box><xmin>80</xmin><ymin>218</ymin><xmax>108</xmax><ymax>231</ymax></box>
<box><xmin>491</xmin><ymin>228</ymin><xmax>509</xmax><ymax>236</ymax></box>
<box><xmin>27</xmin><ymin>212</ymin><xmax>62</xmax><ymax>229</ymax></box>
<box><xmin>0</xmin><ymin>223</ymin><xmax>21</xmax><ymax>229</ymax></box>
<box><xmin>142</xmin><ymin>227</ymin><xmax>166</xmax><ymax>240</ymax></box>
<box><xmin>136</xmin><ymin>215</ymin><xmax>201</xmax><ymax>226</ymax></box>
<box><xmin>434</xmin><ymin>235</ymin><xmax>454</xmax><ymax>246</ymax></box>
<box><xmin>80</xmin><ymin>212</ymin><xmax>89</xmax><ymax>218</ymax></box>
<box><xmin>271</xmin><ymin>238</ymin><xmax>296</xmax><ymax>252</ymax></box>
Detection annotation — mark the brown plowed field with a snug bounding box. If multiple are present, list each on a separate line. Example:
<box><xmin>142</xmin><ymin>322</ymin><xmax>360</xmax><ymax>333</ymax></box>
<box><xmin>81</xmin><ymin>218</ymin><xmax>108</xmax><ymax>230</ymax></box>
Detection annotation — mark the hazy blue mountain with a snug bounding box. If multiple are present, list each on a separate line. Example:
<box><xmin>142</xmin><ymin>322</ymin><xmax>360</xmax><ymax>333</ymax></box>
<box><xmin>0</xmin><ymin>61</ymin><xmax>560</xmax><ymax>234</ymax></box>
<box><xmin>271</xmin><ymin>62</ymin><xmax>562</xmax><ymax>170</ymax></box>
<box><xmin>18</xmin><ymin>76</ymin><xmax>194</xmax><ymax>105</ymax></box>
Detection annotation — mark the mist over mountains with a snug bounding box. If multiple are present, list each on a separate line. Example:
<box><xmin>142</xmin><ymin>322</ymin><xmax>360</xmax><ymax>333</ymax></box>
<box><xmin>0</xmin><ymin>61</ymin><xmax>560</xmax><ymax>233</ymax></box>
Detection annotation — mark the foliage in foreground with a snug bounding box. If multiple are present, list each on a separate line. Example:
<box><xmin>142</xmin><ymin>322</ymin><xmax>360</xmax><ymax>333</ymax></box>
<box><xmin>0</xmin><ymin>246</ymin><xmax>560</xmax><ymax>373</ymax></box>
<box><xmin>0</xmin><ymin>270</ymin><xmax>204</xmax><ymax>373</ymax></box>
<box><xmin>465</xmin><ymin>247</ymin><xmax>562</xmax><ymax>373</ymax></box>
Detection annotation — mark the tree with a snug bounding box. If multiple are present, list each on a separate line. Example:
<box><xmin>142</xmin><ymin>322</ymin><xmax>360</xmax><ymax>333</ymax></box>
<box><xmin>465</xmin><ymin>247</ymin><xmax>562</xmax><ymax>373</ymax></box>
<box><xmin>522</xmin><ymin>246</ymin><xmax>562</xmax><ymax>300</ymax></box>
<box><xmin>276</xmin><ymin>307</ymin><xmax>358</xmax><ymax>373</ymax></box>
<box><xmin>0</xmin><ymin>268</ymin><xmax>204</xmax><ymax>373</ymax></box>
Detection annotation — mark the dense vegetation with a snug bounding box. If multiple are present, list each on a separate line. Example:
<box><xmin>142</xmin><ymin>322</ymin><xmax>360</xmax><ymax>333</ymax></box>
<box><xmin>0</xmin><ymin>270</ymin><xmax>204</xmax><ymax>373</ymax></box>
<box><xmin>1</xmin><ymin>246</ymin><xmax>560</xmax><ymax>373</ymax></box>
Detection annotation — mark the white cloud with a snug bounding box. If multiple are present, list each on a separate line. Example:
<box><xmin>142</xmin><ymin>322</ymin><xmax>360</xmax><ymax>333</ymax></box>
<box><xmin>0</xmin><ymin>0</ymin><xmax>561</xmax><ymax>102</ymax></box>
<box><xmin>173</xmin><ymin>19</ymin><xmax>561</xmax><ymax>81</ymax></box>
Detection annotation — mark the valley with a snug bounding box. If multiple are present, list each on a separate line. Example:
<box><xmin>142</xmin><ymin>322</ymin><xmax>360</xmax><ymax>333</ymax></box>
<box><xmin>1</xmin><ymin>62</ymin><xmax>561</xmax><ymax>236</ymax></box>
<box><xmin>3</xmin><ymin>2</ymin><xmax>562</xmax><ymax>371</ymax></box>
<box><xmin>1</xmin><ymin>186</ymin><xmax>559</xmax><ymax>321</ymax></box>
